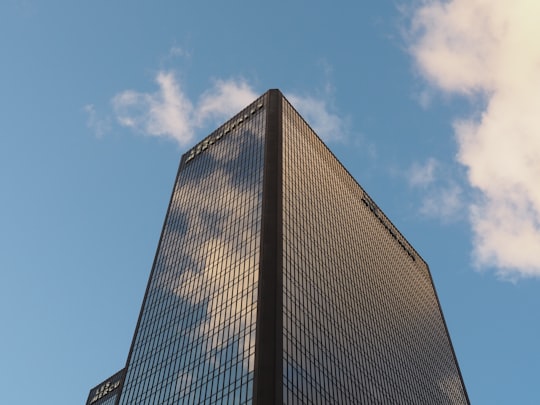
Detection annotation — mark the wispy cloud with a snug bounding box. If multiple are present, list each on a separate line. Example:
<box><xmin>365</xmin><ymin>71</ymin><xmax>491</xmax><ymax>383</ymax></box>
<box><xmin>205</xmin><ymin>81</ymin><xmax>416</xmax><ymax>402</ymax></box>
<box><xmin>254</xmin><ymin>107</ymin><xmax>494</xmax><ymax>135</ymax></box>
<box><xmin>110</xmin><ymin>70</ymin><xmax>347</xmax><ymax>146</ymax></box>
<box><xmin>286</xmin><ymin>94</ymin><xmax>345</xmax><ymax>142</ymax></box>
<box><xmin>168</xmin><ymin>46</ymin><xmax>189</xmax><ymax>59</ymax></box>
<box><xmin>111</xmin><ymin>72</ymin><xmax>257</xmax><ymax>147</ymax></box>
<box><xmin>413</xmin><ymin>89</ymin><xmax>434</xmax><ymax>110</ymax></box>
<box><xmin>408</xmin><ymin>157</ymin><xmax>438</xmax><ymax>188</ymax></box>
<box><xmin>408</xmin><ymin>158</ymin><xmax>465</xmax><ymax>222</ymax></box>
<box><xmin>408</xmin><ymin>0</ymin><xmax>540</xmax><ymax>278</ymax></box>
<box><xmin>112</xmin><ymin>72</ymin><xmax>195</xmax><ymax>146</ymax></box>
<box><xmin>196</xmin><ymin>79</ymin><xmax>258</xmax><ymax>125</ymax></box>
<box><xmin>287</xmin><ymin>60</ymin><xmax>348</xmax><ymax>142</ymax></box>
<box><xmin>83</xmin><ymin>104</ymin><xmax>110</xmax><ymax>138</ymax></box>
<box><xmin>420</xmin><ymin>182</ymin><xmax>464</xmax><ymax>222</ymax></box>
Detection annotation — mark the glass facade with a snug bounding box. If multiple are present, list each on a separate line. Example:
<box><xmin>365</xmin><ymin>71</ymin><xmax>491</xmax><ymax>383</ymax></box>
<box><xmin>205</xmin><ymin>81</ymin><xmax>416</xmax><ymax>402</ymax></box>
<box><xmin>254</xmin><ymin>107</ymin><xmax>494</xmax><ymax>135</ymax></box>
<box><xmin>281</xmin><ymin>97</ymin><xmax>468</xmax><ymax>404</ymax></box>
<box><xmin>117</xmin><ymin>95</ymin><xmax>267</xmax><ymax>405</ymax></box>
<box><xmin>87</xmin><ymin>89</ymin><xmax>468</xmax><ymax>404</ymax></box>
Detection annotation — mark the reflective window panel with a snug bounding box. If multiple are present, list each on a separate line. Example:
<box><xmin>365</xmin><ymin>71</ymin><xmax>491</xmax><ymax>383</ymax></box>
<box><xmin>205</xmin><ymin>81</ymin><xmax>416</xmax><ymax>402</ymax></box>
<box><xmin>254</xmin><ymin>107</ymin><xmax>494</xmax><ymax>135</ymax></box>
<box><xmin>118</xmin><ymin>95</ymin><xmax>267</xmax><ymax>405</ymax></box>
<box><xmin>281</xmin><ymin>97</ymin><xmax>468</xmax><ymax>404</ymax></box>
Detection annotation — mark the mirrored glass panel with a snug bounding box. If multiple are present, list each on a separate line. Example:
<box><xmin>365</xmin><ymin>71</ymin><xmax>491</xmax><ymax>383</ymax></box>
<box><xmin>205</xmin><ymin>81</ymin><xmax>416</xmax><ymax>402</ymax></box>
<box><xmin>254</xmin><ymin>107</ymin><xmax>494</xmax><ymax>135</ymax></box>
<box><xmin>281</xmin><ymin>97</ymin><xmax>468</xmax><ymax>404</ymax></box>
<box><xmin>119</xmin><ymin>95</ymin><xmax>267</xmax><ymax>405</ymax></box>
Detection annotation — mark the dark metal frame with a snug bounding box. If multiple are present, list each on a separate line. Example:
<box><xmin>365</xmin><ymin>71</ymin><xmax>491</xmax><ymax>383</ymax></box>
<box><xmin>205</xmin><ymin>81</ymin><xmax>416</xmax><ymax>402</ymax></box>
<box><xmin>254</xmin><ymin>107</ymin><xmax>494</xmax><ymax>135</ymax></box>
<box><xmin>253</xmin><ymin>89</ymin><xmax>283</xmax><ymax>404</ymax></box>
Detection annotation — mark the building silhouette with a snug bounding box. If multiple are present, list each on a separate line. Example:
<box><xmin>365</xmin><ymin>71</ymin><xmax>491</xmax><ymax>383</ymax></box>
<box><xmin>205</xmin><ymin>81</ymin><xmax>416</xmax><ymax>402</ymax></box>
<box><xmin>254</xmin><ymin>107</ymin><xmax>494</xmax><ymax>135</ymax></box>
<box><xmin>87</xmin><ymin>89</ymin><xmax>469</xmax><ymax>404</ymax></box>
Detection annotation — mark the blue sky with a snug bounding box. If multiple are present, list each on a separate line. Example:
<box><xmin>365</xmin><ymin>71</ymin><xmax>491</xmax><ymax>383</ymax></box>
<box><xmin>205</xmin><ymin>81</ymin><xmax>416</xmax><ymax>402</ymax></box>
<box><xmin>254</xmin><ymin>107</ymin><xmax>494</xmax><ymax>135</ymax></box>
<box><xmin>1</xmin><ymin>1</ymin><xmax>539</xmax><ymax>404</ymax></box>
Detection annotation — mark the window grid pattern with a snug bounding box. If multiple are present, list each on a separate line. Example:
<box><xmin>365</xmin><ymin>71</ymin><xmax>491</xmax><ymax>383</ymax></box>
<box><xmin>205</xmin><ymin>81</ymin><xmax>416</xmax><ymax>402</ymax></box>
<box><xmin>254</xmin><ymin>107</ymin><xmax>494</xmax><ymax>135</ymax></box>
<box><xmin>119</xmin><ymin>95</ymin><xmax>267</xmax><ymax>405</ymax></box>
<box><xmin>94</xmin><ymin>394</ymin><xmax>118</xmax><ymax>405</ymax></box>
<box><xmin>281</xmin><ymin>98</ymin><xmax>468</xmax><ymax>404</ymax></box>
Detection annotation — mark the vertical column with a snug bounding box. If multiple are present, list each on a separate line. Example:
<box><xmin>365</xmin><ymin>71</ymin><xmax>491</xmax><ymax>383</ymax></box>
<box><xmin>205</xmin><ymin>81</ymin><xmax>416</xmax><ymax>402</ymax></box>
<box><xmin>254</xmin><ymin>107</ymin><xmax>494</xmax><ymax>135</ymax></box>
<box><xmin>253</xmin><ymin>89</ymin><xmax>283</xmax><ymax>404</ymax></box>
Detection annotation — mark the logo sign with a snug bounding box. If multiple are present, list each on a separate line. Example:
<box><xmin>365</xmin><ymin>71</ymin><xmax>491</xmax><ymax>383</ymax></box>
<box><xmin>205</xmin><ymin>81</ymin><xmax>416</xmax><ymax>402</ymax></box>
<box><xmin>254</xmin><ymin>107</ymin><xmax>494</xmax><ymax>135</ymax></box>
<box><xmin>90</xmin><ymin>380</ymin><xmax>121</xmax><ymax>404</ymax></box>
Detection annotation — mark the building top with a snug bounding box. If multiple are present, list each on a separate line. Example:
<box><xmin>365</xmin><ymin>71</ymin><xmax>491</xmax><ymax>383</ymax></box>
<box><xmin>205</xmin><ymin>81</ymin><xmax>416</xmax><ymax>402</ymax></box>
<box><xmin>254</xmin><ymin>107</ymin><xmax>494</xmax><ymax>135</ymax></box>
<box><xmin>86</xmin><ymin>368</ymin><xmax>124</xmax><ymax>405</ymax></box>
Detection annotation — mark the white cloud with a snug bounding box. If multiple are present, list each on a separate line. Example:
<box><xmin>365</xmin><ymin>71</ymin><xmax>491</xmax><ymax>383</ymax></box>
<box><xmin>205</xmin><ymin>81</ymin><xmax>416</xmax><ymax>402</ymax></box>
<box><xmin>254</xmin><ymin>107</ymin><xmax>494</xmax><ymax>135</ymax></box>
<box><xmin>409</xmin><ymin>0</ymin><xmax>540</xmax><ymax>278</ymax></box>
<box><xmin>112</xmin><ymin>72</ymin><xmax>195</xmax><ymax>146</ymax></box>
<box><xmin>196</xmin><ymin>79</ymin><xmax>258</xmax><ymax>125</ymax></box>
<box><xmin>112</xmin><ymin>72</ymin><xmax>257</xmax><ymax>147</ymax></box>
<box><xmin>286</xmin><ymin>93</ymin><xmax>345</xmax><ymax>142</ymax></box>
<box><xmin>111</xmin><ymin>71</ymin><xmax>346</xmax><ymax>147</ymax></box>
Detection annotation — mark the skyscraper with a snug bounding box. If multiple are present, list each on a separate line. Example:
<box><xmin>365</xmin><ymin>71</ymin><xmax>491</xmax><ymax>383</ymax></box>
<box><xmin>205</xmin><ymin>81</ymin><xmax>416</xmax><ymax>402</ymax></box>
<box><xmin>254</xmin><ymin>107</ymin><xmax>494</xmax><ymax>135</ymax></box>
<box><xmin>88</xmin><ymin>89</ymin><xmax>469</xmax><ymax>404</ymax></box>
